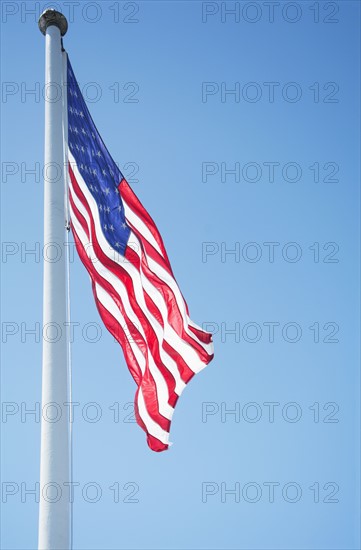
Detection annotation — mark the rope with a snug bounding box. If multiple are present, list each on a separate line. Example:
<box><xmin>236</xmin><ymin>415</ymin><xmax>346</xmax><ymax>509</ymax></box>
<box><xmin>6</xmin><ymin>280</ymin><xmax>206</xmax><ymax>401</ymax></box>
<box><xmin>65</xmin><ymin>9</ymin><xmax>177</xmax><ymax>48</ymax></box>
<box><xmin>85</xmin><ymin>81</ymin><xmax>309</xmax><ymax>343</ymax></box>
<box><xmin>65</xmin><ymin>217</ymin><xmax>73</xmax><ymax>550</ymax></box>
<box><xmin>62</xmin><ymin>49</ymin><xmax>73</xmax><ymax>550</ymax></box>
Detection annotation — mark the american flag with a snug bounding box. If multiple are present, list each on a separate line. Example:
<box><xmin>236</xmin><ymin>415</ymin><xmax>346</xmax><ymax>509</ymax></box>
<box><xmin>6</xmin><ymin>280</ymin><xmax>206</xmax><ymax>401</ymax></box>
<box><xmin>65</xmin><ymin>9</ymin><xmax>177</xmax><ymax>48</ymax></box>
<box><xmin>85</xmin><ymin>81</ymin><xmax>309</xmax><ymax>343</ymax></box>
<box><xmin>66</xmin><ymin>56</ymin><xmax>214</xmax><ymax>451</ymax></box>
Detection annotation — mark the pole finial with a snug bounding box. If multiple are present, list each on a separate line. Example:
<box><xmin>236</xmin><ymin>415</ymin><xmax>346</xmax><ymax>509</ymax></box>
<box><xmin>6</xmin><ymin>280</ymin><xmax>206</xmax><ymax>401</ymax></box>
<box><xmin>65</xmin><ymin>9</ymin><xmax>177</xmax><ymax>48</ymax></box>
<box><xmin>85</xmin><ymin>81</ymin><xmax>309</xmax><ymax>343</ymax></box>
<box><xmin>38</xmin><ymin>9</ymin><xmax>68</xmax><ymax>36</ymax></box>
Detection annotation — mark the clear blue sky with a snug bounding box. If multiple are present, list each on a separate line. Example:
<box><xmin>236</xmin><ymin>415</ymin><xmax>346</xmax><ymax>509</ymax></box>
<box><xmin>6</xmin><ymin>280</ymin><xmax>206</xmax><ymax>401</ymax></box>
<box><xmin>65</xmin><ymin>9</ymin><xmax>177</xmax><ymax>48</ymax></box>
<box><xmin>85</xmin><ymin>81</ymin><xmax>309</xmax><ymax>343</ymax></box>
<box><xmin>1</xmin><ymin>1</ymin><xmax>360</xmax><ymax>549</ymax></box>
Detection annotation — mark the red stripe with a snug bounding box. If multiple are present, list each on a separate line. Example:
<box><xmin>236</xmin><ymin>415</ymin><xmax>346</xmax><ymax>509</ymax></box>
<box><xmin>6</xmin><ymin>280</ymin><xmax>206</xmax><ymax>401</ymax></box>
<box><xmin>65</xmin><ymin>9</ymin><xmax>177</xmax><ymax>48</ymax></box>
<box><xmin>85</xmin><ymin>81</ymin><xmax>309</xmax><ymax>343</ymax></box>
<box><xmin>69</xmin><ymin>168</ymin><xmax>178</xmax><ymax>405</ymax></box>
<box><xmin>96</xmin><ymin>299</ymin><xmax>169</xmax><ymax>452</ymax></box>
<box><xmin>119</xmin><ymin>179</ymin><xmax>173</xmax><ymax>271</ymax></box>
<box><xmin>70</xmin><ymin>200</ymin><xmax>170</xmax><ymax>434</ymax></box>
<box><xmin>125</xmin><ymin>216</ymin><xmax>174</xmax><ymax>278</ymax></box>
<box><xmin>188</xmin><ymin>324</ymin><xmax>213</xmax><ymax>344</ymax></box>
<box><xmin>120</xmin><ymin>179</ymin><xmax>213</xmax><ymax>352</ymax></box>
<box><xmin>70</xmin><ymin>167</ymin><xmax>186</xmax><ymax>402</ymax></box>
<box><xmin>124</xmin><ymin>230</ymin><xmax>213</xmax><ymax>364</ymax></box>
<box><xmin>133</xmin><ymin>388</ymin><xmax>169</xmax><ymax>452</ymax></box>
<box><xmin>69</xmin><ymin>191</ymin><xmax>147</xmax><ymax>356</ymax></box>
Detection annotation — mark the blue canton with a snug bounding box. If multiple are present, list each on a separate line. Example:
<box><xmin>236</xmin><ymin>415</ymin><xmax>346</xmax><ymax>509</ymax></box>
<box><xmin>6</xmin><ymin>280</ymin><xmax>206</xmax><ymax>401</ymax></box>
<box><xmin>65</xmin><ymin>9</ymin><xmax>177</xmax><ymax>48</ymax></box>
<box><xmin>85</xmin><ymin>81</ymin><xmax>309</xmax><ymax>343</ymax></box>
<box><xmin>67</xmin><ymin>56</ymin><xmax>130</xmax><ymax>255</ymax></box>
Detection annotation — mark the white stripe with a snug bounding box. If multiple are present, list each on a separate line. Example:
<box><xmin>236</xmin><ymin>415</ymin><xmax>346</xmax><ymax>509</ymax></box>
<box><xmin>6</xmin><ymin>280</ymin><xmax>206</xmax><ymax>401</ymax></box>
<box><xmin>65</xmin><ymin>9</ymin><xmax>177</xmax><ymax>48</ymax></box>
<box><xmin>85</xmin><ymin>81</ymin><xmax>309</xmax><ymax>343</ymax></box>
<box><xmin>95</xmin><ymin>283</ymin><xmax>170</xmax><ymax>445</ymax></box>
<box><xmin>122</xmin><ymin>199</ymin><xmax>214</xmax><ymax>356</ymax></box>
<box><xmin>69</xmin><ymin>152</ymin><xmax>192</xmax><ymax>387</ymax></box>
<box><xmin>122</xmin><ymin>199</ymin><xmax>163</xmax><ymax>257</ymax></box>
<box><xmin>95</xmin><ymin>282</ymin><xmax>147</xmax><ymax>374</ymax></box>
<box><xmin>69</xmin><ymin>198</ymin><xmax>146</xmax><ymax>365</ymax></box>
<box><xmin>137</xmin><ymin>389</ymin><xmax>170</xmax><ymax>446</ymax></box>
<box><xmin>97</xmin><ymin>281</ymin><xmax>170</xmax><ymax>445</ymax></box>
<box><xmin>146</xmin><ymin>254</ymin><xmax>214</xmax><ymax>356</ymax></box>
<box><xmin>69</xmin><ymin>179</ymin><xmax>181</xmax><ymax>397</ymax></box>
<box><xmin>128</xmin><ymin>233</ymin><xmax>208</xmax><ymax>374</ymax></box>
<box><xmin>69</xmin><ymin>191</ymin><xmax>174</xmax><ymax>421</ymax></box>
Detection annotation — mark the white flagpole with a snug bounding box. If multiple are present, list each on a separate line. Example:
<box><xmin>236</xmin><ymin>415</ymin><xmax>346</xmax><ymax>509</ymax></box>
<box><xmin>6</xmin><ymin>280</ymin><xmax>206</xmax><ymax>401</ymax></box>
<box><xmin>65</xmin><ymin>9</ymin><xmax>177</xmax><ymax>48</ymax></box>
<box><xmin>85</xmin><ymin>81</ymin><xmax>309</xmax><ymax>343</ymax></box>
<box><xmin>38</xmin><ymin>9</ymin><xmax>70</xmax><ymax>550</ymax></box>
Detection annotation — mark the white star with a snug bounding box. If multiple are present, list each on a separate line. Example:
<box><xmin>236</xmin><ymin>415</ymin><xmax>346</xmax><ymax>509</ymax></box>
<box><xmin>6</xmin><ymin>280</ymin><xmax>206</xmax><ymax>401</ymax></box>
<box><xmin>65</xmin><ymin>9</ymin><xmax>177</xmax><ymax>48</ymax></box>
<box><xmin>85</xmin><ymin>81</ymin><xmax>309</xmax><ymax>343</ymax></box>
<box><xmin>117</xmin><ymin>205</ymin><xmax>122</xmax><ymax>212</ymax></box>
<box><xmin>91</xmin><ymin>132</ymin><xmax>96</xmax><ymax>139</ymax></box>
<box><xmin>110</xmin><ymin>225</ymin><xmax>115</xmax><ymax>232</ymax></box>
<box><xmin>115</xmin><ymin>242</ymin><xmax>120</xmax><ymax>248</ymax></box>
<box><xmin>92</xmin><ymin>169</ymin><xmax>97</xmax><ymax>176</ymax></box>
<box><xmin>104</xmin><ymin>188</ymin><xmax>110</xmax><ymax>196</ymax></box>
<box><xmin>96</xmin><ymin>151</ymin><xmax>101</xmax><ymax>158</ymax></box>
<box><xmin>81</xmin><ymin>128</ymin><xmax>87</xmax><ymax>135</ymax></box>
<box><xmin>80</xmin><ymin>111</ymin><xmax>84</xmax><ymax>118</ymax></box>
<box><xmin>121</xmin><ymin>222</ymin><xmax>127</xmax><ymax>229</ymax></box>
<box><xmin>74</xmin><ymin>127</ymin><xmax>79</xmax><ymax>134</ymax></box>
<box><xmin>81</xmin><ymin>146</ymin><xmax>85</xmax><ymax>153</ymax></box>
<box><xmin>114</xmin><ymin>188</ymin><xmax>119</xmax><ymax>194</ymax></box>
<box><xmin>105</xmin><ymin>206</ymin><xmax>110</xmax><ymax>213</ymax></box>
<box><xmin>103</xmin><ymin>224</ymin><xmax>107</xmax><ymax>231</ymax></box>
<box><xmin>102</xmin><ymin>169</ymin><xmax>107</xmax><ymax>176</ymax></box>
<box><xmin>99</xmin><ymin>204</ymin><xmax>103</xmax><ymax>211</ymax></box>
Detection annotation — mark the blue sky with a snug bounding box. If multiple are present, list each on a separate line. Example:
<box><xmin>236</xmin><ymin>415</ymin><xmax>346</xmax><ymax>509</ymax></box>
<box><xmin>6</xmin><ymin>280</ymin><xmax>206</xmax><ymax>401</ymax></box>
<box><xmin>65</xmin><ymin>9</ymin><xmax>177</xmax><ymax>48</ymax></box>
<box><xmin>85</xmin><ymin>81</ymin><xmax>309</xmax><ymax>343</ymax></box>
<box><xmin>1</xmin><ymin>1</ymin><xmax>360</xmax><ymax>549</ymax></box>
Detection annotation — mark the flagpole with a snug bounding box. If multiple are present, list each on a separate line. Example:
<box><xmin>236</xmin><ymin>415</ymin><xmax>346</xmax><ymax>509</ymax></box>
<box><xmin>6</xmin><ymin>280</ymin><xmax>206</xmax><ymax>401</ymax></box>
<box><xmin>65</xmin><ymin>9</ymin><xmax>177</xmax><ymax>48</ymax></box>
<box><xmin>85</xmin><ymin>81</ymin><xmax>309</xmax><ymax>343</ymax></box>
<box><xmin>38</xmin><ymin>10</ymin><xmax>70</xmax><ymax>550</ymax></box>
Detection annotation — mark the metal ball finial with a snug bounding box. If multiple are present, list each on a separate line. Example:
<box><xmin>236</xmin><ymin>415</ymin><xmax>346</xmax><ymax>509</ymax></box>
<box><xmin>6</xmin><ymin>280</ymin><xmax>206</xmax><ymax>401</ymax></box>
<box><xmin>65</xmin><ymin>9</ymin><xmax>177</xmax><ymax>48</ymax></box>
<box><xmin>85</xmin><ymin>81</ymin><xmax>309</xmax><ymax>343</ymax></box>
<box><xmin>38</xmin><ymin>9</ymin><xmax>68</xmax><ymax>36</ymax></box>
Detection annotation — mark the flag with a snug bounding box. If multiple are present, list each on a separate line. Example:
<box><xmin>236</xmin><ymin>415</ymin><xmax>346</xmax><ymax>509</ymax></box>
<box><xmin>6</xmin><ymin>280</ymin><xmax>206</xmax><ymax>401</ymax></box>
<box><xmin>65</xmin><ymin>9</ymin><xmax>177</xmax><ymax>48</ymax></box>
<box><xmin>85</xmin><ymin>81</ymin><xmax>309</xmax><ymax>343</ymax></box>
<box><xmin>66</xmin><ymin>56</ymin><xmax>214</xmax><ymax>451</ymax></box>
